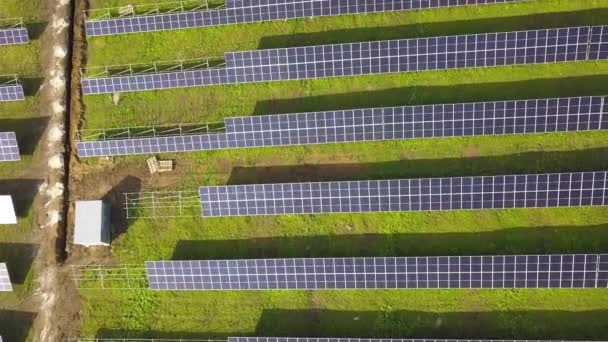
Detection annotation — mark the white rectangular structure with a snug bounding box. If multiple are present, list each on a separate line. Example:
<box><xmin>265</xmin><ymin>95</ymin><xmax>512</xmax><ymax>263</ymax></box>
<box><xmin>74</xmin><ymin>200</ymin><xmax>111</xmax><ymax>247</ymax></box>
<box><xmin>0</xmin><ymin>263</ymin><xmax>13</xmax><ymax>291</ymax></box>
<box><xmin>0</xmin><ymin>195</ymin><xmax>17</xmax><ymax>224</ymax></box>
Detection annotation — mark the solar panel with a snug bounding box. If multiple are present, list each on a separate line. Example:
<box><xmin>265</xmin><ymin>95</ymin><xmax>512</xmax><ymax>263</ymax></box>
<box><xmin>0</xmin><ymin>263</ymin><xmax>13</xmax><ymax>292</ymax></box>
<box><xmin>589</xmin><ymin>26</ymin><xmax>608</xmax><ymax>60</ymax></box>
<box><xmin>85</xmin><ymin>0</ymin><xmax>522</xmax><ymax>37</ymax></box>
<box><xmin>199</xmin><ymin>171</ymin><xmax>608</xmax><ymax>217</ymax></box>
<box><xmin>0</xmin><ymin>27</ymin><xmax>29</xmax><ymax>45</ymax></box>
<box><xmin>0</xmin><ymin>83</ymin><xmax>25</xmax><ymax>102</ymax></box>
<box><xmin>230</xmin><ymin>339</ymin><xmax>601</xmax><ymax>342</ymax></box>
<box><xmin>224</xmin><ymin>26</ymin><xmax>592</xmax><ymax>73</ymax></box>
<box><xmin>0</xmin><ymin>132</ymin><xmax>20</xmax><ymax>161</ymax></box>
<box><xmin>145</xmin><ymin>253</ymin><xmax>608</xmax><ymax>290</ymax></box>
<box><xmin>76</xmin><ymin>95</ymin><xmax>608</xmax><ymax>158</ymax></box>
<box><xmin>223</xmin><ymin>95</ymin><xmax>608</xmax><ymax>141</ymax></box>
<box><xmin>82</xmin><ymin>26</ymin><xmax>608</xmax><ymax>95</ymax></box>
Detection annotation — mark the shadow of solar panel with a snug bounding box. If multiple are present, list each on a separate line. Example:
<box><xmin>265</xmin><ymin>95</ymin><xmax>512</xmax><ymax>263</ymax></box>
<box><xmin>0</xmin><ymin>27</ymin><xmax>29</xmax><ymax>46</ymax></box>
<box><xmin>145</xmin><ymin>254</ymin><xmax>608</xmax><ymax>290</ymax></box>
<box><xmin>82</xmin><ymin>25</ymin><xmax>607</xmax><ymax>95</ymax></box>
<box><xmin>85</xmin><ymin>0</ymin><xmax>523</xmax><ymax>37</ymax></box>
<box><xmin>198</xmin><ymin>172</ymin><xmax>608</xmax><ymax>217</ymax></box>
<box><xmin>0</xmin><ymin>84</ymin><xmax>25</xmax><ymax>102</ymax></box>
<box><xmin>76</xmin><ymin>95</ymin><xmax>608</xmax><ymax>157</ymax></box>
<box><xmin>0</xmin><ymin>132</ymin><xmax>20</xmax><ymax>162</ymax></box>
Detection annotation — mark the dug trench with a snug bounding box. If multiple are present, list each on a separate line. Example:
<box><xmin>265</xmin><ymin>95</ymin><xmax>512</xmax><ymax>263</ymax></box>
<box><xmin>30</xmin><ymin>0</ymin><xmax>79</xmax><ymax>339</ymax></box>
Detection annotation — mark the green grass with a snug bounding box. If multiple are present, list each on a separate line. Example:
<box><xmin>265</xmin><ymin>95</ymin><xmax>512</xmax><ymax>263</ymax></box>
<box><xmin>0</xmin><ymin>0</ymin><xmax>44</xmax><ymax>177</ymax></box>
<box><xmin>86</xmin><ymin>0</ymin><xmax>608</xmax><ymax>65</ymax></box>
<box><xmin>81</xmin><ymin>289</ymin><xmax>608</xmax><ymax>339</ymax></box>
<box><xmin>82</xmin><ymin>62</ymin><xmax>608</xmax><ymax>129</ymax></box>
<box><xmin>79</xmin><ymin>0</ymin><xmax>608</xmax><ymax>340</ymax></box>
<box><xmin>0</xmin><ymin>1</ymin><xmax>44</xmax><ymax>341</ymax></box>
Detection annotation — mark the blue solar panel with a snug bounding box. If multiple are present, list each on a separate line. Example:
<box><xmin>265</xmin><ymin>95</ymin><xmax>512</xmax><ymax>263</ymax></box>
<box><xmin>77</xmin><ymin>95</ymin><xmax>608</xmax><ymax>158</ymax></box>
<box><xmin>0</xmin><ymin>132</ymin><xmax>20</xmax><ymax>162</ymax></box>
<box><xmin>199</xmin><ymin>172</ymin><xmax>608</xmax><ymax>217</ymax></box>
<box><xmin>0</xmin><ymin>263</ymin><xmax>12</xmax><ymax>292</ymax></box>
<box><xmin>145</xmin><ymin>254</ymin><xmax>608</xmax><ymax>290</ymax></box>
<box><xmin>0</xmin><ymin>83</ymin><xmax>25</xmax><ymax>102</ymax></box>
<box><xmin>224</xmin><ymin>26</ymin><xmax>591</xmax><ymax>72</ymax></box>
<box><xmin>85</xmin><ymin>0</ymin><xmax>523</xmax><ymax>37</ymax></box>
<box><xmin>82</xmin><ymin>26</ymin><xmax>607</xmax><ymax>95</ymax></box>
<box><xmin>230</xmin><ymin>339</ymin><xmax>599</xmax><ymax>342</ymax></box>
<box><xmin>589</xmin><ymin>26</ymin><xmax>608</xmax><ymax>60</ymax></box>
<box><xmin>0</xmin><ymin>27</ymin><xmax>29</xmax><ymax>46</ymax></box>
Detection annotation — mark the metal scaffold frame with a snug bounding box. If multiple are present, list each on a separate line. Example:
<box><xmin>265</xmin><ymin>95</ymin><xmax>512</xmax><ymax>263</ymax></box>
<box><xmin>85</xmin><ymin>0</ymin><xmax>223</xmax><ymax>20</ymax></box>
<box><xmin>77</xmin><ymin>122</ymin><xmax>224</xmax><ymax>142</ymax></box>
<box><xmin>124</xmin><ymin>191</ymin><xmax>201</xmax><ymax>219</ymax></box>
<box><xmin>82</xmin><ymin>57</ymin><xmax>225</xmax><ymax>79</ymax></box>
<box><xmin>71</xmin><ymin>264</ymin><xmax>148</xmax><ymax>290</ymax></box>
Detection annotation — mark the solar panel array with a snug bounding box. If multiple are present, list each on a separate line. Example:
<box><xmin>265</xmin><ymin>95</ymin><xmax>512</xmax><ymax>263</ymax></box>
<box><xmin>81</xmin><ymin>25</ymin><xmax>608</xmax><ymax>95</ymax></box>
<box><xmin>76</xmin><ymin>95</ymin><xmax>608</xmax><ymax>158</ymax></box>
<box><xmin>0</xmin><ymin>83</ymin><xmax>25</xmax><ymax>102</ymax></box>
<box><xmin>223</xmin><ymin>95</ymin><xmax>608</xmax><ymax>142</ymax></box>
<box><xmin>0</xmin><ymin>27</ymin><xmax>29</xmax><ymax>46</ymax></box>
<box><xmin>0</xmin><ymin>263</ymin><xmax>12</xmax><ymax>292</ymax></box>
<box><xmin>230</xmin><ymin>338</ymin><xmax>600</xmax><ymax>342</ymax></box>
<box><xmin>199</xmin><ymin>171</ymin><xmax>608</xmax><ymax>217</ymax></box>
<box><xmin>0</xmin><ymin>132</ymin><xmax>20</xmax><ymax>162</ymax></box>
<box><xmin>145</xmin><ymin>254</ymin><xmax>608</xmax><ymax>290</ymax></box>
<box><xmin>85</xmin><ymin>0</ymin><xmax>522</xmax><ymax>37</ymax></box>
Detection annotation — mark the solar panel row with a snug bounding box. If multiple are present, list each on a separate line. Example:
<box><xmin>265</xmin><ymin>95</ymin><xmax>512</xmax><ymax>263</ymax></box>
<box><xmin>145</xmin><ymin>254</ymin><xmax>608</xmax><ymax>290</ymax></box>
<box><xmin>85</xmin><ymin>0</ymin><xmax>522</xmax><ymax>37</ymax></box>
<box><xmin>81</xmin><ymin>26</ymin><xmax>608</xmax><ymax>95</ymax></box>
<box><xmin>230</xmin><ymin>338</ymin><xmax>600</xmax><ymax>342</ymax></box>
<box><xmin>0</xmin><ymin>27</ymin><xmax>29</xmax><ymax>46</ymax></box>
<box><xmin>229</xmin><ymin>0</ymin><xmax>495</xmax><ymax>8</ymax></box>
<box><xmin>76</xmin><ymin>95</ymin><xmax>608</xmax><ymax>158</ymax></box>
<box><xmin>225</xmin><ymin>25</ymin><xmax>599</xmax><ymax>68</ymax></box>
<box><xmin>199</xmin><ymin>171</ymin><xmax>608</xmax><ymax>217</ymax></box>
<box><xmin>223</xmin><ymin>95</ymin><xmax>608</xmax><ymax>138</ymax></box>
<box><xmin>0</xmin><ymin>263</ymin><xmax>12</xmax><ymax>292</ymax></box>
<box><xmin>0</xmin><ymin>84</ymin><xmax>25</xmax><ymax>102</ymax></box>
<box><xmin>0</xmin><ymin>132</ymin><xmax>20</xmax><ymax>162</ymax></box>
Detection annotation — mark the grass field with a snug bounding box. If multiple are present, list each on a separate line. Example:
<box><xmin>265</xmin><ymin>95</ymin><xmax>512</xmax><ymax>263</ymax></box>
<box><xmin>0</xmin><ymin>1</ymin><xmax>45</xmax><ymax>341</ymax></box>
<box><xmin>78</xmin><ymin>0</ymin><xmax>608</xmax><ymax>340</ymax></box>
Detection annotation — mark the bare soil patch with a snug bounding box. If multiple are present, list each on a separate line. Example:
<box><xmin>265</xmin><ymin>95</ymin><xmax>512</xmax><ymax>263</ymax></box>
<box><xmin>462</xmin><ymin>146</ymin><xmax>481</xmax><ymax>158</ymax></box>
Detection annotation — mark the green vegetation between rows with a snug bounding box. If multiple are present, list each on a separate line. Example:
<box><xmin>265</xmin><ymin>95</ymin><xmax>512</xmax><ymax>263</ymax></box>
<box><xmin>79</xmin><ymin>0</ymin><xmax>608</xmax><ymax>340</ymax></box>
<box><xmin>0</xmin><ymin>0</ymin><xmax>45</xmax><ymax>178</ymax></box>
<box><xmin>86</xmin><ymin>0</ymin><xmax>608</xmax><ymax>65</ymax></box>
<box><xmin>0</xmin><ymin>1</ymin><xmax>45</xmax><ymax>341</ymax></box>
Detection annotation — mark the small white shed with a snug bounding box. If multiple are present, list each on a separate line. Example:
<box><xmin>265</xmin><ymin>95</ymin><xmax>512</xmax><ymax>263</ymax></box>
<box><xmin>74</xmin><ymin>200</ymin><xmax>111</xmax><ymax>247</ymax></box>
<box><xmin>0</xmin><ymin>195</ymin><xmax>17</xmax><ymax>225</ymax></box>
